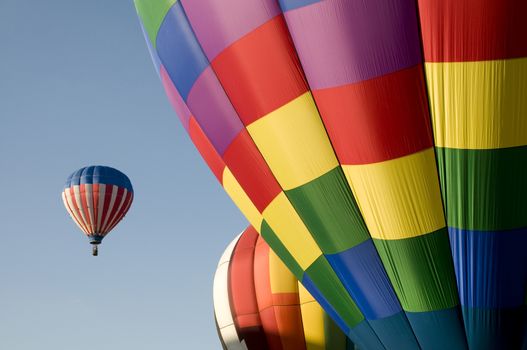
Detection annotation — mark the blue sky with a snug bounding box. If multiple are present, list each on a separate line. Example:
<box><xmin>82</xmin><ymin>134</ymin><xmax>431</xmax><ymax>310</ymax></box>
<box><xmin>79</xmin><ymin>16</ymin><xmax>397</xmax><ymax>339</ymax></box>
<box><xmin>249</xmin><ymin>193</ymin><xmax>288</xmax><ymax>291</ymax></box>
<box><xmin>0</xmin><ymin>1</ymin><xmax>247</xmax><ymax>348</ymax></box>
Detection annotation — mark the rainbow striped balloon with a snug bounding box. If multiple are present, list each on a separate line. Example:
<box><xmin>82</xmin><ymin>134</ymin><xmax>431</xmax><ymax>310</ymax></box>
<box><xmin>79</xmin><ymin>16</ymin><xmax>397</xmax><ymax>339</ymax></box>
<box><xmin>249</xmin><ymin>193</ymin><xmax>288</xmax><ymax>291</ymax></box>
<box><xmin>134</xmin><ymin>0</ymin><xmax>526</xmax><ymax>348</ymax></box>
<box><xmin>214</xmin><ymin>226</ymin><xmax>356</xmax><ymax>350</ymax></box>
<box><xmin>62</xmin><ymin>166</ymin><xmax>133</xmax><ymax>255</ymax></box>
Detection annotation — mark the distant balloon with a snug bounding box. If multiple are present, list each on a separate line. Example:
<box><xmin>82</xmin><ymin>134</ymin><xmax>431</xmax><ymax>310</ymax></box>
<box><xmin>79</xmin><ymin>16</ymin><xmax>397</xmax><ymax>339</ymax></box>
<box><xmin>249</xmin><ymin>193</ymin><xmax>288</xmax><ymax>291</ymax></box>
<box><xmin>214</xmin><ymin>226</ymin><xmax>356</xmax><ymax>350</ymax></box>
<box><xmin>62</xmin><ymin>166</ymin><xmax>133</xmax><ymax>256</ymax></box>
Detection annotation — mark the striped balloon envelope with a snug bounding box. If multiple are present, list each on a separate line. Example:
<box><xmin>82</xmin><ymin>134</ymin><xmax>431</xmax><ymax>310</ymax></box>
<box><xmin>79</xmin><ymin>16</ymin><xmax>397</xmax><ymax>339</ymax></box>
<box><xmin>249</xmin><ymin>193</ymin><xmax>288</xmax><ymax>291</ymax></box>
<box><xmin>62</xmin><ymin>166</ymin><xmax>134</xmax><ymax>256</ymax></box>
<box><xmin>134</xmin><ymin>0</ymin><xmax>527</xmax><ymax>349</ymax></box>
<box><xmin>214</xmin><ymin>226</ymin><xmax>356</xmax><ymax>350</ymax></box>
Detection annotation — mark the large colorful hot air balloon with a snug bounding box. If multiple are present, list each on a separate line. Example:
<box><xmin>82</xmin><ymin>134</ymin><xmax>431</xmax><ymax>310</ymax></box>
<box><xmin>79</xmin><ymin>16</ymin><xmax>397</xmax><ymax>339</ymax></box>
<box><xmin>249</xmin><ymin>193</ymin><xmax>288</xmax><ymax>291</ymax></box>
<box><xmin>62</xmin><ymin>166</ymin><xmax>134</xmax><ymax>256</ymax></box>
<box><xmin>214</xmin><ymin>226</ymin><xmax>356</xmax><ymax>350</ymax></box>
<box><xmin>134</xmin><ymin>1</ymin><xmax>526</xmax><ymax>349</ymax></box>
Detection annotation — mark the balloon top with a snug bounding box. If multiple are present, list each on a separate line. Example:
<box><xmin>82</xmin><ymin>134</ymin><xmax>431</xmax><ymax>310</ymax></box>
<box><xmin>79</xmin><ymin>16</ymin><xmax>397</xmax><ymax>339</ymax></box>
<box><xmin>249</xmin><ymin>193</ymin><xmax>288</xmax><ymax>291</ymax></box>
<box><xmin>64</xmin><ymin>166</ymin><xmax>133</xmax><ymax>192</ymax></box>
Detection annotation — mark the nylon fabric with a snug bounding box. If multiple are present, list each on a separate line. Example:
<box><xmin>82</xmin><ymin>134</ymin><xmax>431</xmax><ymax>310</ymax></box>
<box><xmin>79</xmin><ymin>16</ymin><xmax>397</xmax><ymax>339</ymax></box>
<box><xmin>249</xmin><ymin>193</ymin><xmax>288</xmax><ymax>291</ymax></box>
<box><xmin>138</xmin><ymin>1</ymin><xmax>416</xmax><ymax>344</ymax></box>
<box><xmin>418</xmin><ymin>0</ymin><xmax>527</xmax><ymax>347</ymax></box>
<box><xmin>426</xmin><ymin>58</ymin><xmax>527</xmax><ymax>149</ymax></box>
<box><xmin>436</xmin><ymin>146</ymin><xmax>527</xmax><ymax>232</ymax></box>
<box><xmin>417</xmin><ymin>0</ymin><xmax>527</xmax><ymax>62</ymax></box>
<box><xmin>373</xmin><ymin>229</ymin><xmax>459</xmax><ymax>312</ymax></box>
<box><xmin>285</xmin><ymin>167</ymin><xmax>370</xmax><ymax>253</ymax></box>
<box><xmin>343</xmin><ymin>148</ymin><xmax>445</xmax><ymax>240</ymax></box>
<box><xmin>326</xmin><ymin>240</ymin><xmax>402</xmax><ymax>320</ymax></box>
<box><xmin>246</xmin><ymin>93</ymin><xmax>339</xmax><ymax>190</ymax></box>
<box><xmin>280</xmin><ymin>1</ymin><xmax>463</xmax><ymax>346</ymax></box>
<box><xmin>134</xmin><ymin>0</ymin><xmax>177</xmax><ymax>47</ymax></box>
<box><xmin>184</xmin><ymin>2</ymin><xmax>416</xmax><ymax>346</ymax></box>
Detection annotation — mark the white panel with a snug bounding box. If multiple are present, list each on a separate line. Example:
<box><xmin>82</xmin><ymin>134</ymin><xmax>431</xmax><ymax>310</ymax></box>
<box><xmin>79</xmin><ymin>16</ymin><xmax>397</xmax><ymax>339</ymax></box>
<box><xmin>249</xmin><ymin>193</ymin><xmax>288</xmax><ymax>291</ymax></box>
<box><xmin>213</xmin><ymin>233</ymin><xmax>245</xmax><ymax>347</ymax></box>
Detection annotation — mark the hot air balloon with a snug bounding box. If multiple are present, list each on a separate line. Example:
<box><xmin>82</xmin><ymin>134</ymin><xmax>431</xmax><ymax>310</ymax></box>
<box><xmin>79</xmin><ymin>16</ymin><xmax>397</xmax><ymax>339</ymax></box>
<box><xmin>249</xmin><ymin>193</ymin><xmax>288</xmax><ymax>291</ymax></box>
<box><xmin>214</xmin><ymin>226</ymin><xmax>356</xmax><ymax>350</ymax></box>
<box><xmin>62</xmin><ymin>166</ymin><xmax>134</xmax><ymax>256</ymax></box>
<box><xmin>134</xmin><ymin>1</ymin><xmax>526</xmax><ymax>349</ymax></box>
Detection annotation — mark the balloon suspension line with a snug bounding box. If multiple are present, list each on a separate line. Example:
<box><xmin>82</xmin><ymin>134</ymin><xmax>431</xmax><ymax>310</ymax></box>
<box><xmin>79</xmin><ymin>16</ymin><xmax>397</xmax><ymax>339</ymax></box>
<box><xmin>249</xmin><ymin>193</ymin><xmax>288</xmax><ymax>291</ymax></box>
<box><xmin>92</xmin><ymin>244</ymin><xmax>99</xmax><ymax>256</ymax></box>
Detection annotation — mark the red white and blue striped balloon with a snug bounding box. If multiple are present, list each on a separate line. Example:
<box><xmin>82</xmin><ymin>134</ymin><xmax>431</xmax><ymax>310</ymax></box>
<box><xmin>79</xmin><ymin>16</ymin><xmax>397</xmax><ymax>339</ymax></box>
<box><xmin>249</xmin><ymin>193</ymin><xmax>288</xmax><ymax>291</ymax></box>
<box><xmin>62</xmin><ymin>166</ymin><xmax>134</xmax><ymax>249</ymax></box>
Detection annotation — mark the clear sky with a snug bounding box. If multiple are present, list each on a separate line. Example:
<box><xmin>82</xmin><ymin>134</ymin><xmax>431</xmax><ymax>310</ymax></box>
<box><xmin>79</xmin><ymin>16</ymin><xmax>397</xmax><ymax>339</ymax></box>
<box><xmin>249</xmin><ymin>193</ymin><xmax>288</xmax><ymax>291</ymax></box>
<box><xmin>0</xmin><ymin>1</ymin><xmax>247</xmax><ymax>348</ymax></box>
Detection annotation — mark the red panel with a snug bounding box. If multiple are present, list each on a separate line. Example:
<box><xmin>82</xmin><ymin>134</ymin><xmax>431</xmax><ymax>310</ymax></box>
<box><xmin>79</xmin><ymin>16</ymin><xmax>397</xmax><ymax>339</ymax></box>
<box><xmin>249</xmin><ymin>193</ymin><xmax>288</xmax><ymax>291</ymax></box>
<box><xmin>254</xmin><ymin>236</ymin><xmax>273</xmax><ymax>311</ymax></box>
<box><xmin>259</xmin><ymin>308</ymin><xmax>284</xmax><ymax>350</ymax></box>
<box><xmin>313</xmin><ymin>65</ymin><xmax>434</xmax><ymax>165</ymax></box>
<box><xmin>254</xmin><ymin>236</ymin><xmax>284</xmax><ymax>350</ymax></box>
<box><xmin>254</xmin><ymin>235</ymin><xmax>306</xmax><ymax>350</ymax></box>
<box><xmin>418</xmin><ymin>0</ymin><xmax>527</xmax><ymax>62</ymax></box>
<box><xmin>100</xmin><ymin>184</ymin><xmax>114</xmax><ymax>233</ymax></box>
<box><xmin>229</xmin><ymin>228</ymin><xmax>268</xmax><ymax>348</ymax></box>
<box><xmin>223</xmin><ymin>130</ymin><xmax>281</xmax><ymax>212</ymax></box>
<box><xmin>274</xmin><ymin>305</ymin><xmax>306</xmax><ymax>350</ymax></box>
<box><xmin>69</xmin><ymin>187</ymin><xmax>88</xmax><ymax>232</ymax></box>
<box><xmin>79</xmin><ymin>184</ymin><xmax>93</xmax><ymax>230</ymax></box>
<box><xmin>188</xmin><ymin>117</ymin><xmax>226</xmax><ymax>184</ymax></box>
<box><xmin>212</xmin><ymin>15</ymin><xmax>308</xmax><ymax>126</ymax></box>
<box><xmin>92</xmin><ymin>184</ymin><xmax>100</xmax><ymax>231</ymax></box>
<box><xmin>106</xmin><ymin>191</ymin><xmax>133</xmax><ymax>233</ymax></box>
<box><xmin>65</xmin><ymin>187</ymin><xmax>87</xmax><ymax>233</ymax></box>
<box><xmin>103</xmin><ymin>187</ymin><xmax>125</xmax><ymax>234</ymax></box>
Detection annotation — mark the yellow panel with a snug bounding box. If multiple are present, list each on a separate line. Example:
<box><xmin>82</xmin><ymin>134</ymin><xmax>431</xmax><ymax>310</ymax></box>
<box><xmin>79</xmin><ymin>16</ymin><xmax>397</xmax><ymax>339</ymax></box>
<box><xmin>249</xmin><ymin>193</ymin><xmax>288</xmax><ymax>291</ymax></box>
<box><xmin>222</xmin><ymin>167</ymin><xmax>263</xmax><ymax>232</ymax></box>
<box><xmin>298</xmin><ymin>283</ymin><xmax>326</xmax><ymax>350</ymax></box>
<box><xmin>268</xmin><ymin>249</ymin><xmax>298</xmax><ymax>294</ymax></box>
<box><xmin>263</xmin><ymin>193</ymin><xmax>322</xmax><ymax>270</ymax></box>
<box><xmin>426</xmin><ymin>58</ymin><xmax>527</xmax><ymax>149</ymax></box>
<box><xmin>343</xmin><ymin>148</ymin><xmax>446</xmax><ymax>240</ymax></box>
<box><xmin>247</xmin><ymin>92</ymin><xmax>339</xmax><ymax>190</ymax></box>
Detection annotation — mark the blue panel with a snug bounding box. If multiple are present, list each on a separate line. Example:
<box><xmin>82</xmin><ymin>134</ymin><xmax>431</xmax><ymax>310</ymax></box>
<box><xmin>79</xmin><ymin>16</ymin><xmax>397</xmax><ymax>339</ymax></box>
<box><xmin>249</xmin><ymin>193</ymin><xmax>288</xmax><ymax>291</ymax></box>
<box><xmin>140</xmin><ymin>21</ymin><xmax>161</xmax><ymax>74</ymax></box>
<box><xmin>155</xmin><ymin>2</ymin><xmax>209</xmax><ymax>100</ymax></box>
<box><xmin>65</xmin><ymin>166</ymin><xmax>133</xmax><ymax>192</ymax></box>
<box><xmin>449</xmin><ymin>226</ymin><xmax>527</xmax><ymax>308</ymax></box>
<box><xmin>369</xmin><ymin>311</ymin><xmax>420</xmax><ymax>350</ymax></box>
<box><xmin>462</xmin><ymin>306</ymin><xmax>527</xmax><ymax>350</ymax></box>
<box><xmin>279</xmin><ymin>0</ymin><xmax>322</xmax><ymax>12</ymax></box>
<box><xmin>347</xmin><ymin>320</ymin><xmax>385</xmax><ymax>350</ymax></box>
<box><xmin>301</xmin><ymin>274</ymin><xmax>351</xmax><ymax>335</ymax></box>
<box><xmin>406</xmin><ymin>307</ymin><xmax>468</xmax><ymax>349</ymax></box>
<box><xmin>302</xmin><ymin>274</ymin><xmax>385</xmax><ymax>350</ymax></box>
<box><xmin>326</xmin><ymin>239</ymin><xmax>402</xmax><ymax>319</ymax></box>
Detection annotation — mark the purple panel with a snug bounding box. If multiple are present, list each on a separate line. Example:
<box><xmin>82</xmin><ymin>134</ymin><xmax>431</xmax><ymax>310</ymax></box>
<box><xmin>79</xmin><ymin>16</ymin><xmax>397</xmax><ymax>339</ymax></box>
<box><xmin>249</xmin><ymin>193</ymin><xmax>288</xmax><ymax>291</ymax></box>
<box><xmin>186</xmin><ymin>66</ymin><xmax>244</xmax><ymax>155</ymax></box>
<box><xmin>284</xmin><ymin>0</ymin><xmax>423</xmax><ymax>89</ymax></box>
<box><xmin>160</xmin><ymin>66</ymin><xmax>191</xmax><ymax>131</ymax></box>
<box><xmin>181</xmin><ymin>0</ymin><xmax>281</xmax><ymax>61</ymax></box>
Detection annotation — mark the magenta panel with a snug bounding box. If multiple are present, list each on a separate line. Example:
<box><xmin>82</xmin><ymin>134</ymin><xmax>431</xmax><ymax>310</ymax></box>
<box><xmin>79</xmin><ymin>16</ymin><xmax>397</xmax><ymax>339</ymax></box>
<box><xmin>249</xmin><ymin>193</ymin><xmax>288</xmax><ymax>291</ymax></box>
<box><xmin>181</xmin><ymin>0</ymin><xmax>281</xmax><ymax>60</ymax></box>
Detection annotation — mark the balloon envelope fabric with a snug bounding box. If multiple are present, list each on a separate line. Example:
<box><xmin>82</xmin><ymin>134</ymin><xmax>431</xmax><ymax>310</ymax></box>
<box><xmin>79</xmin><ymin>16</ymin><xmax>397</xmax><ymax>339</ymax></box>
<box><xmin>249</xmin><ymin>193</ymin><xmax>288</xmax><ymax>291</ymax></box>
<box><xmin>213</xmin><ymin>226</ymin><xmax>357</xmax><ymax>350</ymax></box>
<box><xmin>417</xmin><ymin>1</ymin><xmax>527</xmax><ymax>348</ymax></box>
<box><xmin>134</xmin><ymin>1</ymin><xmax>527</xmax><ymax>349</ymax></box>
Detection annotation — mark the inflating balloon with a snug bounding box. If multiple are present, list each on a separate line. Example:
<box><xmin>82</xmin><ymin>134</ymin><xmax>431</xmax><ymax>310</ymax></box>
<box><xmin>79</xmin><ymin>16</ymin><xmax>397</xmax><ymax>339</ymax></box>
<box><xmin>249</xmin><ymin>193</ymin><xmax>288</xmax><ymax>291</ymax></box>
<box><xmin>214</xmin><ymin>226</ymin><xmax>356</xmax><ymax>350</ymax></box>
<box><xmin>62</xmin><ymin>166</ymin><xmax>133</xmax><ymax>256</ymax></box>
<box><xmin>134</xmin><ymin>1</ymin><xmax>526</xmax><ymax>349</ymax></box>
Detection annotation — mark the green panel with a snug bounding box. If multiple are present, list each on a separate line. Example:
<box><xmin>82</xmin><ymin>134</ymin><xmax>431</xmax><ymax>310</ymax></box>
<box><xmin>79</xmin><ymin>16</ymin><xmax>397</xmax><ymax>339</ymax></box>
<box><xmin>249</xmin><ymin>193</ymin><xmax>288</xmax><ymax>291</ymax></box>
<box><xmin>134</xmin><ymin>0</ymin><xmax>178</xmax><ymax>47</ymax></box>
<box><xmin>373</xmin><ymin>228</ymin><xmax>459</xmax><ymax>312</ymax></box>
<box><xmin>305</xmin><ymin>256</ymin><xmax>364</xmax><ymax>328</ymax></box>
<box><xmin>260</xmin><ymin>220</ymin><xmax>304</xmax><ymax>281</ymax></box>
<box><xmin>436</xmin><ymin>146</ymin><xmax>527</xmax><ymax>231</ymax></box>
<box><xmin>286</xmin><ymin>167</ymin><xmax>370</xmax><ymax>254</ymax></box>
<box><xmin>324</xmin><ymin>312</ymin><xmax>348</xmax><ymax>350</ymax></box>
